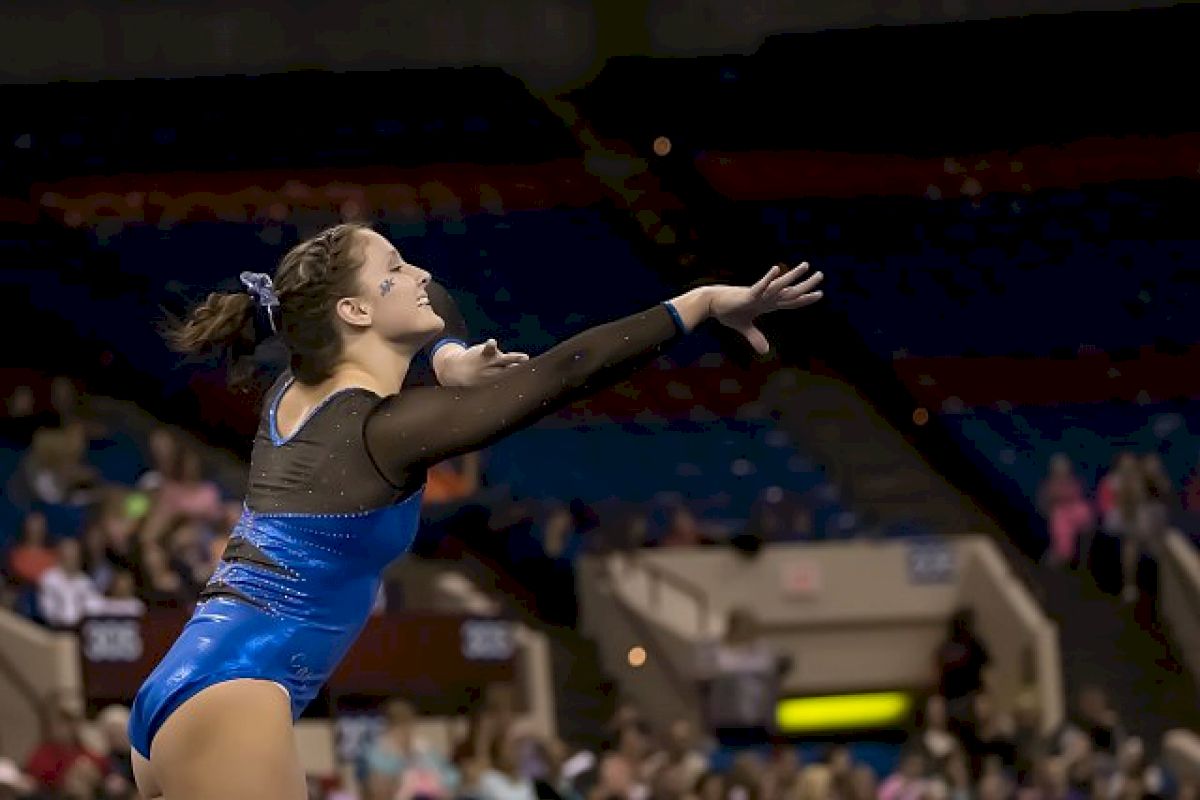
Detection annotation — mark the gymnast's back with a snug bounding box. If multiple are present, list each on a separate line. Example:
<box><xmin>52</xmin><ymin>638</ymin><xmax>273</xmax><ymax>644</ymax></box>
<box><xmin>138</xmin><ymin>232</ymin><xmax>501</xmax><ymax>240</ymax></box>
<box><xmin>212</xmin><ymin>372</ymin><xmax>423</xmax><ymax>612</ymax></box>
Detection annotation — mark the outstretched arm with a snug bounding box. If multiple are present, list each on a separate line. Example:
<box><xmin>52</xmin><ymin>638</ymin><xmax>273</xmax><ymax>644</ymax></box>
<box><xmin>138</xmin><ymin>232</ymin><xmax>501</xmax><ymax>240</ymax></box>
<box><xmin>425</xmin><ymin>281</ymin><xmax>529</xmax><ymax>387</ymax></box>
<box><xmin>365</xmin><ymin>264</ymin><xmax>823</xmax><ymax>492</ymax></box>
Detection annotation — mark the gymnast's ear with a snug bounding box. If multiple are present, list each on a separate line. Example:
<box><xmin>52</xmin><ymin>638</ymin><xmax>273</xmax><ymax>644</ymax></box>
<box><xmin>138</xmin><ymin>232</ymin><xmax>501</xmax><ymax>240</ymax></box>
<box><xmin>336</xmin><ymin>296</ymin><xmax>373</xmax><ymax>329</ymax></box>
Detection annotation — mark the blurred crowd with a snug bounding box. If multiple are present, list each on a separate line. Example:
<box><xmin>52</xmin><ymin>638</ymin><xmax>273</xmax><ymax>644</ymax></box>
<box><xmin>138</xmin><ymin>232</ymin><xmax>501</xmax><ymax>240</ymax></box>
<box><xmin>1036</xmin><ymin>451</ymin><xmax>1196</xmax><ymax>604</ymax></box>
<box><xmin>0</xmin><ymin>694</ymin><xmax>137</xmax><ymax>800</ymax></box>
<box><xmin>0</xmin><ymin>377</ymin><xmax>824</xmax><ymax>630</ymax></box>
<box><xmin>0</xmin><ymin>378</ymin><xmax>238</xmax><ymax>628</ymax></box>
<box><xmin>1</xmin><ymin>666</ymin><xmax>1196</xmax><ymax>800</ymax></box>
<box><xmin>2</xmin><ymin>380</ymin><xmax>1200</xmax><ymax>799</ymax></box>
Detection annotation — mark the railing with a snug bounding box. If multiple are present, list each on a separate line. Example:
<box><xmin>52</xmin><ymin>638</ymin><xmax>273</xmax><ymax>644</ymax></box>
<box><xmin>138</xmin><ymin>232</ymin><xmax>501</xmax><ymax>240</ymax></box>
<box><xmin>0</xmin><ymin>608</ymin><xmax>82</xmax><ymax>761</ymax></box>
<box><xmin>609</xmin><ymin>550</ymin><xmax>718</xmax><ymax>638</ymax></box>
<box><xmin>593</xmin><ymin>555</ymin><xmax>708</xmax><ymax>731</ymax></box>
<box><xmin>1157</xmin><ymin>529</ymin><xmax>1200</xmax><ymax>687</ymax></box>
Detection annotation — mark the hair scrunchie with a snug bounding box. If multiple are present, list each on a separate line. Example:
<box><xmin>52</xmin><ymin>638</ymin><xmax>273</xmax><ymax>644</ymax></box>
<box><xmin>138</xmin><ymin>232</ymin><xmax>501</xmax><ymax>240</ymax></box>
<box><xmin>239</xmin><ymin>271</ymin><xmax>280</xmax><ymax>332</ymax></box>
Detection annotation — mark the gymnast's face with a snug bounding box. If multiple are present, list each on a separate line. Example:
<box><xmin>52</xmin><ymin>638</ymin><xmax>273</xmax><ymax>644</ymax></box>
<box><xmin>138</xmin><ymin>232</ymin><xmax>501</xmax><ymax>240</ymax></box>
<box><xmin>340</xmin><ymin>229</ymin><xmax>444</xmax><ymax>346</ymax></box>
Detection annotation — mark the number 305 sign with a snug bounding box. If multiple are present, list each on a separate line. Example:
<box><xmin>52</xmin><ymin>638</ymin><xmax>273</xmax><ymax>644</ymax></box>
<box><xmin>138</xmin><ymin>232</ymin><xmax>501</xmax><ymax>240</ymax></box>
<box><xmin>460</xmin><ymin>619</ymin><xmax>514</xmax><ymax>661</ymax></box>
<box><xmin>81</xmin><ymin>618</ymin><xmax>144</xmax><ymax>662</ymax></box>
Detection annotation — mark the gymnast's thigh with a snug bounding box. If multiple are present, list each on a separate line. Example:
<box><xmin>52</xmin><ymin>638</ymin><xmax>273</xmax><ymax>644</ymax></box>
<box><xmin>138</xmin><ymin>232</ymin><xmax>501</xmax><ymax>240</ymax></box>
<box><xmin>131</xmin><ymin>748</ymin><xmax>162</xmax><ymax>800</ymax></box>
<box><xmin>148</xmin><ymin>678</ymin><xmax>307</xmax><ymax>800</ymax></box>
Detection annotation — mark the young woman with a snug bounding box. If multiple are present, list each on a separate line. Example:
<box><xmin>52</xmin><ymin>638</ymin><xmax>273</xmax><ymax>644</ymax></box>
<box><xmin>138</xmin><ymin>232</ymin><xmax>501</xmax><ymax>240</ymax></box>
<box><xmin>127</xmin><ymin>222</ymin><xmax>824</xmax><ymax>799</ymax></box>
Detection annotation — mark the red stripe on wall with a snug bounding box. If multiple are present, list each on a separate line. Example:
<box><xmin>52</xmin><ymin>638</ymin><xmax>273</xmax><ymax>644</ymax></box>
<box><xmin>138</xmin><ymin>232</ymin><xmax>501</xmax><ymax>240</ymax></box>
<box><xmin>893</xmin><ymin>348</ymin><xmax>1200</xmax><ymax>409</ymax></box>
<box><xmin>20</xmin><ymin>160</ymin><xmax>605</xmax><ymax>228</ymax></box>
<box><xmin>697</xmin><ymin>134</ymin><xmax>1200</xmax><ymax>201</ymax></box>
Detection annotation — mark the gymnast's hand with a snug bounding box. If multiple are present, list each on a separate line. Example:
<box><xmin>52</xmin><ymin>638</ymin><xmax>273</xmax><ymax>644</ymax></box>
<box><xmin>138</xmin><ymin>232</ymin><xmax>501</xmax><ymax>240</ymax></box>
<box><xmin>433</xmin><ymin>339</ymin><xmax>530</xmax><ymax>388</ymax></box>
<box><xmin>708</xmin><ymin>262</ymin><xmax>824</xmax><ymax>355</ymax></box>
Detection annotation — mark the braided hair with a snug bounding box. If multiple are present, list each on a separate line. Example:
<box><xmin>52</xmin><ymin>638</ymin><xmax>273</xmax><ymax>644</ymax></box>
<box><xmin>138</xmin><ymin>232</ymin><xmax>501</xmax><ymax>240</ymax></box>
<box><xmin>168</xmin><ymin>222</ymin><xmax>370</xmax><ymax>389</ymax></box>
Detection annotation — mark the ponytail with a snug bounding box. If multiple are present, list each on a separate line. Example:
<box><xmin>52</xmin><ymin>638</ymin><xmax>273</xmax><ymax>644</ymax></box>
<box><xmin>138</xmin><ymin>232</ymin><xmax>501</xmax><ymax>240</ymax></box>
<box><xmin>166</xmin><ymin>291</ymin><xmax>261</xmax><ymax>390</ymax></box>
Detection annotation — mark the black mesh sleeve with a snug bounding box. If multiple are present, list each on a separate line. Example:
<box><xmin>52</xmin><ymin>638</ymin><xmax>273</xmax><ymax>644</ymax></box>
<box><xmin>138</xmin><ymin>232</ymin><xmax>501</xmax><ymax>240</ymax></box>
<box><xmin>363</xmin><ymin>303</ymin><xmax>684</xmax><ymax>491</ymax></box>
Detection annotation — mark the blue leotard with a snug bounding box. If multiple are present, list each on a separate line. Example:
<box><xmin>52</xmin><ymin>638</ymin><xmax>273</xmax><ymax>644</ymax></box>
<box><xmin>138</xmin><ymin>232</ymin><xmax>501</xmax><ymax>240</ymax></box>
<box><xmin>128</xmin><ymin>299</ymin><xmax>685</xmax><ymax>758</ymax></box>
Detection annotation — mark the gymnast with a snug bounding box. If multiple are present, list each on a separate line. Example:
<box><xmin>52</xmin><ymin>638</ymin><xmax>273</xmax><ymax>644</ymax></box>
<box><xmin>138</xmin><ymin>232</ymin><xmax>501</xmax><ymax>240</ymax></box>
<box><xmin>126</xmin><ymin>222</ymin><xmax>824</xmax><ymax>799</ymax></box>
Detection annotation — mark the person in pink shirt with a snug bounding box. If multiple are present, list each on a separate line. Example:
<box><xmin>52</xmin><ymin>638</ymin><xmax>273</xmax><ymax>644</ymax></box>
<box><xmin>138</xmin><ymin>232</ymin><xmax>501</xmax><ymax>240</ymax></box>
<box><xmin>141</xmin><ymin>445</ymin><xmax>224</xmax><ymax>540</ymax></box>
<box><xmin>1037</xmin><ymin>454</ymin><xmax>1096</xmax><ymax>567</ymax></box>
<box><xmin>878</xmin><ymin>752</ymin><xmax>928</xmax><ymax>800</ymax></box>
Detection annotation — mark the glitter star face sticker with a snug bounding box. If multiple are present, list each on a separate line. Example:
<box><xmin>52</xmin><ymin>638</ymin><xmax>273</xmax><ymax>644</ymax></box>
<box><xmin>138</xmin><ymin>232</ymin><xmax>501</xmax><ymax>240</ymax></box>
<box><xmin>379</xmin><ymin>277</ymin><xmax>395</xmax><ymax>297</ymax></box>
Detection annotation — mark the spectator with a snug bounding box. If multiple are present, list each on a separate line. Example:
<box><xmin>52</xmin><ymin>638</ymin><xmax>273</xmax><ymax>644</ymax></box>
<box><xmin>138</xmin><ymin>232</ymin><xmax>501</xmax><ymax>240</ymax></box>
<box><xmin>1057</xmin><ymin>728</ymin><xmax>1096</xmax><ymax>797</ymax></box>
<box><xmin>364</xmin><ymin>699</ymin><xmax>458</xmax><ymax>800</ymax></box>
<box><xmin>915</xmin><ymin>696</ymin><xmax>965</xmax><ymax>776</ymax></box>
<box><xmin>943</xmin><ymin>754</ymin><xmax>972</xmax><ymax>800</ymax></box>
<box><xmin>1021</xmin><ymin>756</ymin><xmax>1075</xmax><ymax>800</ymax></box>
<box><xmin>604</xmin><ymin>704</ymin><xmax>645</xmax><ymax>746</ymax></box>
<box><xmin>1140</xmin><ymin>453</ymin><xmax>1175</xmax><ymax>542</ymax></box>
<box><xmin>139</xmin><ymin>544</ymin><xmax>190</xmax><ymax>609</ymax></box>
<box><xmin>649</xmin><ymin>761</ymin><xmax>694</xmax><ymax>800</ymax></box>
<box><xmin>878</xmin><ymin>751</ymin><xmax>927</xmax><ymax>800</ymax></box>
<box><xmin>37</xmin><ymin>538</ymin><xmax>101</xmax><ymax>628</ymax></box>
<box><xmin>142</xmin><ymin>445</ymin><xmax>224</xmax><ymax>539</ymax></box>
<box><xmin>10</xmin><ymin>421</ymin><xmax>100</xmax><ymax>509</ymax></box>
<box><xmin>0</xmin><ymin>383</ymin><xmax>52</xmax><ymax>449</ymax></box>
<box><xmin>165</xmin><ymin>520</ymin><xmax>218</xmax><ymax>592</ymax></box>
<box><xmin>762</xmin><ymin>746</ymin><xmax>803</xmax><ymax>800</ymax></box>
<box><xmin>1104</xmin><ymin>455</ymin><xmax>1148</xmax><ymax>603</ymax></box>
<box><xmin>847</xmin><ymin>764</ymin><xmax>876</xmax><ymax>800</ymax></box>
<box><xmin>961</xmin><ymin>690</ymin><xmax>1016</xmax><ymax>779</ymax></box>
<box><xmin>424</xmin><ymin>452</ymin><xmax>481</xmax><ymax>508</ymax></box>
<box><xmin>455</xmin><ymin>684</ymin><xmax>529</xmax><ymax>771</ymax></box>
<box><xmin>7</xmin><ymin>511</ymin><xmax>58</xmax><ymax>586</ymax></box>
<box><xmin>478</xmin><ymin>734</ymin><xmax>539</xmax><ymax>800</ymax></box>
<box><xmin>24</xmin><ymin>701</ymin><xmax>106</xmax><ymax>795</ymax></box>
<box><xmin>977</xmin><ymin>771</ymin><xmax>1011</xmax><ymax>800</ymax></box>
<box><xmin>1143</xmin><ymin>454</ymin><xmax>1177</xmax><ymax>508</ymax></box>
<box><xmin>1011</xmin><ymin>692</ymin><xmax>1048</xmax><ymax>785</ymax></box>
<box><xmin>697</xmin><ymin>608</ymin><xmax>788</xmax><ymax>747</ymax></box>
<box><xmin>1097</xmin><ymin>452</ymin><xmax>1138</xmax><ymax>524</ymax></box>
<box><xmin>94</xmin><ymin>704</ymin><xmax>138</xmax><ymax>800</ymax></box>
<box><xmin>822</xmin><ymin>746</ymin><xmax>851</xmax><ymax>800</ymax></box>
<box><xmin>612</xmin><ymin>723</ymin><xmax>653</xmax><ymax>785</ymax></box>
<box><xmin>643</xmin><ymin>720</ymin><xmax>708</xmax><ymax>792</ymax></box>
<box><xmin>92</xmin><ymin>492</ymin><xmax>140</xmax><ymax>578</ymax></box>
<box><xmin>135</xmin><ymin>427</ymin><xmax>179</xmax><ymax>493</ymax></box>
<box><xmin>537</xmin><ymin>502</ymin><xmax>587</xmax><ymax>564</ymax></box>
<box><xmin>694</xmin><ymin>772</ymin><xmax>725</xmax><ymax>800</ymax></box>
<box><xmin>80</xmin><ymin>519</ymin><xmax>115</xmax><ymax>594</ymax></box>
<box><xmin>1069</xmin><ymin>685</ymin><xmax>1124</xmax><ymax>760</ymax></box>
<box><xmin>540</xmin><ymin>738</ymin><xmax>586</xmax><ymax>800</ymax></box>
<box><xmin>84</xmin><ymin>570</ymin><xmax>146</xmax><ymax>618</ymax></box>
<box><xmin>933</xmin><ymin>610</ymin><xmax>990</xmax><ymax>725</ymax></box>
<box><xmin>729</xmin><ymin>750</ymin><xmax>771</xmax><ymax>799</ymax></box>
<box><xmin>531</xmin><ymin>501</ymin><xmax>585</xmax><ymax>626</ymax></box>
<box><xmin>456</xmin><ymin>753</ymin><xmax>489</xmax><ymax>800</ymax></box>
<box><xmin>1037</xmin><ymin>453</ymin><xmax>1096</xmax><ymax>567</ymax></box>
<box><xmin>49</xmin><ymin>375</ymin><xmax>85</xmax><ymax>429</ymax></box>
<box><xmin>659</xmin><ymin>506</ymin><xmax>709</xmax><ymax>548</ymax></box>
<box><xmin>586</xmin><ymin>752</ymin><xmax>645</xmax><ymax>800</ymax></box>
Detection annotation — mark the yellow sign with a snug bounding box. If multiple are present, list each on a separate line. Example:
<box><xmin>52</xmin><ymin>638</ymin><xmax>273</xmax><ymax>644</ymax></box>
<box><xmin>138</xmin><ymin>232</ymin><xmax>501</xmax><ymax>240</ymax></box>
<box><xmin>775</xmin><ymin>691</ymin><xmax>913</xmax><ymax>733</ymax></box>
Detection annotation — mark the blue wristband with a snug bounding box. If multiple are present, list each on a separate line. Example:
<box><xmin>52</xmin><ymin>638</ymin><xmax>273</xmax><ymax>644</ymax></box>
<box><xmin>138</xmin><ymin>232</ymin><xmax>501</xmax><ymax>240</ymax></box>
<box><xmin>429</xmin><ymin>337</ymin><xmax>468</xmax><ymax>359</ymax></box>
<box><xmin>661</xmin><ymin>301</ymin><xmax>687</xmax><ymax>335</ymax></box>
